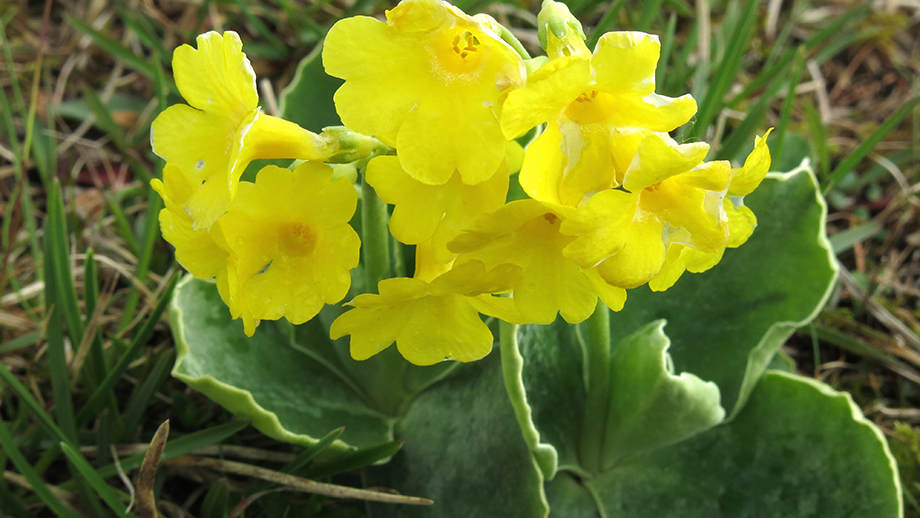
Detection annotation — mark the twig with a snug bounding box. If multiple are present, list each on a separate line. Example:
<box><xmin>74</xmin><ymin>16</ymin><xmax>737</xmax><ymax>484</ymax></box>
<box><xmin>163</xmin><ymin>456</ymin><xmax>433</xmax><ymax>506</ymax></box>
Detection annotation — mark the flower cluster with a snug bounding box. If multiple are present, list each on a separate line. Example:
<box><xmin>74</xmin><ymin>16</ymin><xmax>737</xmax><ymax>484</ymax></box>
<box><xmin>151</xmin><ymin>31</ymin><xmax>360</xmax><ymax>334</ymax></box>
<box><xmin>152</xmin><ymin>0</ymin><xmax>771</xmax><ymax>365</ymax></box>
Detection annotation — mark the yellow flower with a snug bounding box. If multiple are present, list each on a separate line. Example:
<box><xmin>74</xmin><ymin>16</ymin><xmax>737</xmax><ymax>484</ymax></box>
<box><xmin>151</xmin><ymin>164</ymin><xmax>229</xmax><ymax>280</ymax></box>
<box><xmin>322</xmin><ymin>0</ymin><xmax>526</xmax><ymax>186</ymax></box>
<box><xmin>330</xmin><ymin>246</ymin><xmax>527</xmax><ymax>365</ymax></box>
<box><xmin>449</xmin><ymin>199</ymin><xmax>626</xmax><ymax>324</ymax></box>
<box><xmin>504</xmin><ymin>31</ymin><xmax>697</xmax><ymax>207</ymax></box>
<box><xmin>216</xmin><ymin>162</ymin><xmax>360</xmax><ymax>336</ymax></box>
<box><xmin>151</xmin><ymin>31</ymin><xmax>334</xmax><ymax>229</ymax></box>
<box><xmin>365</xmin><ymin>155</ymin><xmax>509</xmax><ymax>263</ymax></box>
<box><xmin>560</xmin><ymin>134</ymin><xmax>732</xmax><ymax>289</ymax></box>
<box><xmin>649</xmin><ymin>131</ymin><xmax>772</xmax><ymax>291</ymax></box>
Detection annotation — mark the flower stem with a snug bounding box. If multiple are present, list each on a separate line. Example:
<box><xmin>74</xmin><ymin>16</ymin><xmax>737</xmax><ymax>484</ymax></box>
<box><xmin>498</xmin><ymin>24</ymin><xmax>531</xmax><ymax>60</ymax></box>
<box><xmin>580</xmin><ymin>298</ymin><xmax>610</xmax><ymax>473</ymax></box>
<box><xmin>361</xmin><ymin>177</ymin><xmax>391</xmax><ymax>293</ymax></box>
<box><xmin>499</xmin><ymin>319</ymin><xmax>557</xmax><ymax>478</ymax></box>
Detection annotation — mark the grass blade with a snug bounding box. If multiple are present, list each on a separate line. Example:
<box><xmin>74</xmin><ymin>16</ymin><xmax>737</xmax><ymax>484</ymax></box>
<box><xmin>771</xmin><ymin>48</ymin><xmax>807</xmax><ymax>164</ymax></box>
<box><xmin>690</xmin><ymin>0</ymin><xmax>759</xmax><ymax>138</ymax></box>
<box><xmin>0</xmin><ymin>420</ymin><xmax>81</xmax><ymax>518</ymax></box>
<box><xmin>803</xmin><ymin>102</ymin><xmax>829</xmax><ymax>179</ymax></box>
<box><xmin>0</xmin><ymin>363</ymin><xmax>73</xmax><ymax>446</ymax></box>
<box><xmin>824</xmin><ymin>96</ymin><xmax>920</xmax><ymax>194</ymax></box>
<box><xmin>306</xmin><ymin>441</ymin><xmax>402</xmax><ymax>479</ymax></box>
<box><xmin>42</xmin><ymin>182</ymin><xmax>79</xmax><ymax>443</ymax></box>
<box><xmin>61</xmin><ymin>443</ymin><xmax>136</xmax><ymax>517</ymax></box>
<box><xmin>76</xmin><ymin>273</ymin><xmax>178</xmax><ymax>427</ymax></box>
<box><xmin>122</xmin><ymin>350</ymin><xmax>175</xmax><ymax>439</ymax></box>
<box><xmin>66</xmin><ymin>15</ymin><xmax>177</xmax><ymax>93</ymax></box>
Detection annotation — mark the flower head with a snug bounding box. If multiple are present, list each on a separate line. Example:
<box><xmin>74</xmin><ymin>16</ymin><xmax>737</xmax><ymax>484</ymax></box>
<box><xmin>216</xmin><ymin>162</ymin><xmax>360</xmax><ymax>335</ymax></box>
<box><xmin>648</xmin><ymin>131</ymin><xmax>773</xmax><ymax>291</ymax></box>
<box><xmin>449</xmin><ymin>199</ymin><xmax>626</xmax><ymax>324</ymax></box>
<box><xmin>152</xmin><ymin>31</ymin><xmax>334</xmax><ymax>229</ymax></box>
<box><xmin>560</xmin><ymin>135</ymin><xmax>731</xmax><ymax>289</ymax></box>
<box><xmin>323</xmin><ymin>0</ymin><xmax>526</xmax><ymax>185</ymax></box>
<box><xmin>331</xmin><ymin>246</ymin><xmax>526</xmax><ymax>365</ymax></box>
<box><xmin>504</xmin><ymin>31</ymin><xmax>697</xmax><ymax>207</ymax></box>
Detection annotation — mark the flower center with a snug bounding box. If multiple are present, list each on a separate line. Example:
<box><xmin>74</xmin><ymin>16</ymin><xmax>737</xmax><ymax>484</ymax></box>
<box><xmin>280</xmin><ymin>222</ymin><xmax>318</xmax><ymax>256</ymax></box>
<box><xmin>565</xmin><ymin>89</ymin><xmax>617</xmax><ymax>126</ymax></box>
<box><xmin>435</xmin><ymin>29</ymin><xmax>485</xmax><ymax>74</ymax></box>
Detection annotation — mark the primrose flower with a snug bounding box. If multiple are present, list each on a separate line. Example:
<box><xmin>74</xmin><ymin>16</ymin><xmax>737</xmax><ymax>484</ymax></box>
<box><xmin>216</xmin><ymin>162</ymin><xmax>360</xmax><ymax>336</ymax></box>
<box><xmin>331</xmin><ymin>246</ymin><xmax>527</xmax><ymax>365</ymax></box>
<box><xmin>151</xmin><ymin>164</ymin><xmax>229</xmax><ymax>280</ymax></box>
<box><xmin>504</xmin><ymin>31</ymin><xmax>697</xmax><ymax>207</ymax></box>
<box><xmin>449</xmin><ymin>199</ymin><xmax>627</xmax><ymax>325</ymax></box>
<box><xmin>560</xmin><ymin>134</ymin><xmax>731</xmax><ymax>289</ymax></box>
<box><xmin>365</xmin><ymin>155</ymin><xmax>509</xmax><ymax>263</ymax></box>
<box><xmin>649</xmin><ymin>131</ymin><xmax>773</xmax><ymax>291</ymax></box>
<box><xmin>152</xmin><ymin>31</ymin><xmax>335</xmax><ymax>229</ymax></box>
<box><xmin>322</xmin><ymin>0</ymin><xmax>526</xmax><ymax>186</ymax></box>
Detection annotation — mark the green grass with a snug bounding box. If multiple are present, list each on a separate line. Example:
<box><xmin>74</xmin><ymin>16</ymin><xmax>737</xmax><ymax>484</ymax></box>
<box><xmin>1</xmin><ymin>0</ymin><xmax>918</xmax><ymax>515</ymax></box>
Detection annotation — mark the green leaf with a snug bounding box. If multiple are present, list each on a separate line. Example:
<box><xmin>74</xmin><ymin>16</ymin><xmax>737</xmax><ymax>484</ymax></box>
<box><xmin>365</xmin><ymin>353</ymin><xmax>549</xmax><ymax>518</ymax></box>
<box><xmin>600</xmin><ymin>321</ymin><xmax>724</xmax><ymax>468</ymax></box>
<box><xmin>278</xmin><ymin>43</ymin><xmax>343</xmax><ymax>133</ymax></box>
<box><xmin>516</xmin><ymin>320</ymin><xmax>586</xmax><ymax>472</ymax></box>
<box><xmin>605</xmin><ymin>165</ymin><xmax>838</xmax><ymax>418</ymax></box>
<box><xmin>566</xmin><ymin>371</ymin><xmax>902</xmax><ymax>517</ymax></box>
<box><xmin>170</xmin><ymin>275</ymin><xmax>392</xmax><ymax>450</ymax></box>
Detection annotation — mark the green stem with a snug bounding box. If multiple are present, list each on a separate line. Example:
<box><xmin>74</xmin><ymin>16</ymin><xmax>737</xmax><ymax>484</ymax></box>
<box><xmin>361</xmin><ymin>177</ymin><xmax>391</xmax><ymax>293</ymax></box>
<box><xmin>579</xmin><ymin>299</ymin><xmax>611</xmax><ymax>473</ymax></box>
<box><xmin>499</xmin><ymin>25</ymin><xmax>531</xmax><ymax>60</ymax></box>
<box><xmin>499</xmin><ymin>319</ymin><xmax>557</xmax><ymax>478</ymax></box>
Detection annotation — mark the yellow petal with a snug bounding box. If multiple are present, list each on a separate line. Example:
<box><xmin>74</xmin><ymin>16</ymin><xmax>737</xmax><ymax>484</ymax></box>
<box><xmin>172</xmin><ymin>31</ymin><xmax>257</xmax><ymax>117</ymax></box>
<box><xmin>519</xmin><ymin>122</ymin><xmax>567</xmax><ymax>205</ymax></box>
<box><xmin>640</xmin><ymin>177</ymin><xmax>728</xmax><ymax>253</ymax></box>
<box><xmin>622</xmin><ymin>134</ymin><xmax>709</xmax><ymax>192</ymax></box>
<box><xmin>397</xmin><ymin>294</ymin><xmax>495</xmax><ymax>365</ymax></box>
<box><xmin>324</xmin><ymin>16</ymin><xmax>427</xmax><ymax>144</ymax></box>
<box><xmin>726</xmin><ymin>200</ymin><xmax>757</xmax><ymax>248</ymax></box>
<box><xmin>368</xmin><ymin>156</ymin><xmax>508</xmax><ymax>262</ymax></box>
<box><xmin>454</xmin><ymin>204</ymin><xmax>597</xmax><ymax>324</ymax></box>
<box><xmin>729</xmin><ymin>129</ymin><xmax>773</xmax><ymax>196</ymax></box>
<box><xmin>448</xmin><ymin>199</ymin><xmax>548</xmax><ymax>253</ymax></box>
<box><xmin>468</xmin><ymin>294</ymin><xmax>531</xmax><ymax>325</ymax></box>
<box><xmin>332</xmin><ymin>302</ymin><xmax>414</xmax><ymax>360</ymax></box>
<box><xmin>429</xmin><ymin>260</ymin><xmax>520</xmax><ymax>296</ymax></box>
<box><xmin>582</xmin><ymin>267</ymin><xmax>627</xmax><ymax>311</ymax></box>
<box><xmin>397</xmin><ymin>83</ymin><xmax>507</xmax><ymax>185</ymax></box>
<box><xmin>501</xmin><ymin>55</ymin><xmax>591</xmax><ymax>139</ymax></box>
<box><xmin>560</xmin><ymin>189</ymin><xmax>638</xmax><ymax>268</ymax></box>
<box><xmin>592</xmin><ymin>32</ymin><xmax>660</xmax><ymax>96</ymax></box>
<box><xmin>594</xmin><ymin>214</ymin><xmax>667</xmax><ymax>289</ymax></box>
<box><xmin>150</xmin><ymin>104</ymin><xmax>238</xmax><ymax>190</ymax></box>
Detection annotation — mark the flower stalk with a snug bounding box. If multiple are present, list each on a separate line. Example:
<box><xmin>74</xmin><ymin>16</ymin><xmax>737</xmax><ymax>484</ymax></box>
<box><xmin>580</xmin><ymin>299</ymin><xmax>611</xmax><ymax>472</ymax></box>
